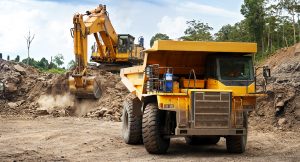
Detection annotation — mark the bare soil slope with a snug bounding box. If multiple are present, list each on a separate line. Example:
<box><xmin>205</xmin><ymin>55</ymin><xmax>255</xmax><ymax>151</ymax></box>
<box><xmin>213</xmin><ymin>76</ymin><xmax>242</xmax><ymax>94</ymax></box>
<box><xmin>251</xmin><ymin>43</ymin><xmax>300</xmax><ymax>131</ymax></box>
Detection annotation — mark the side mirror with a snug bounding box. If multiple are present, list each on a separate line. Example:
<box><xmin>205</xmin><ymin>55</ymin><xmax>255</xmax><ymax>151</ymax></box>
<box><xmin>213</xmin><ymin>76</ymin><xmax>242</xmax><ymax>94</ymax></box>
<box><xmin>263</xmin><ymin>66</ymin><xmax>271</xmax><ymax>78</ymax></box>
<box><xmin>0</xmin><ymin>81</ymin><xmax>4</xmax><ymax>93</ymax></box>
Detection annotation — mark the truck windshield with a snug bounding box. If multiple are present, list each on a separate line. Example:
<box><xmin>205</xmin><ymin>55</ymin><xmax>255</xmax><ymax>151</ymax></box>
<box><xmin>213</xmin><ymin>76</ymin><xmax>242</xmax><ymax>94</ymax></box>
<box><xmin>218</xmin><ymin>57</ymin><xmax>254</xmax><ymax>81</ymax></box>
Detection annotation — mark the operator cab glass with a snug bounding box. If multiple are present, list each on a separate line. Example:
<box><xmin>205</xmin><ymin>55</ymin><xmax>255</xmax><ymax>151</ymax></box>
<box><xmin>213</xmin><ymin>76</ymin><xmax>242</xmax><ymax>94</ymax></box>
<box><xmin>206</xmin><ymin>55</ymin><xmax>254</xmax><ymax>86</ymax></box>
<box><xmin>218</xmin><ymin>57</ymin><xmax>254</xmax><ymax>81</ymax></box>
<box><xmin>118</xmin><ymin>34</ymin><xmax>135</xmax><ymax>53</ymax></box>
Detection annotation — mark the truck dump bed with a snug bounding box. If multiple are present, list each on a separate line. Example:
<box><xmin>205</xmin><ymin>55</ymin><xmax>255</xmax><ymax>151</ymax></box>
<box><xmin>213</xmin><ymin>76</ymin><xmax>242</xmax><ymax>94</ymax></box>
<box><xmin>121</xmin><ymin>40</ymin><xmax>257</xmax><ymax>99</ymax></box>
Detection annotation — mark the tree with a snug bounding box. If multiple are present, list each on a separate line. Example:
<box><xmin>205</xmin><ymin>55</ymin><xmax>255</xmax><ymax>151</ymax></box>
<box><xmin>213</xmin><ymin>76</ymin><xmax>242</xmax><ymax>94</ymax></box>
<box><xmin>150</xmin><ymin>33</ymin><xmax>170</xmax><ymax>47</ymax></box>
<box><xmin>67</xmin><ymin>60</ymin><xmax>76</xmax><ymax>70</ymax></box>
<box><xmin>215</xmin><ymin>21</ymin><xmax>253</xmax><ymax>42</ymax></box>
<box><xmin>15</xmin><ymin>55</ymin><xmax>20</xmax><ymax>62</ymax></box>
<box><xmin>24</xmin><ymin>30</ymin><xmax>35</xmax><ymax>65</ymax></box>
<box><xmin>21</xmin><ymin>57</ymin><xmax>38</xmax><ymax>67</ymax></box>
<box><xmin>181</xmin><ymin>20</ymin><xmax>213</xmax><ymax>41</ymax></box>
<box><xmin>53</xmin><ymin>54</ymin><xmax>64</xmax><ymax>67</ymax></box>
<box><xmin>37</xmin><ymin>57</ymin><xmax>49</xmax><ymax>69</ymax></box>
<box><xmin>279</xmin><ymin>0</ymin><xmax>298</xmax><ymax>44</ymax></box>
<box><xmin>241</xmin><ymin>0</ymin><xmax>266</xmax><ymax>52</ymax></box>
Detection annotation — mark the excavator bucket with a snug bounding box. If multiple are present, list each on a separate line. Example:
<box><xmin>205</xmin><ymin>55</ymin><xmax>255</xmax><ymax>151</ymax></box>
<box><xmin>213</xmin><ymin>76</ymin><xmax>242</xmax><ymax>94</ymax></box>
<box><xmin>69</xmin><ymin>76</ymin><xmax>102</xmax><ymax>99</ymax></box>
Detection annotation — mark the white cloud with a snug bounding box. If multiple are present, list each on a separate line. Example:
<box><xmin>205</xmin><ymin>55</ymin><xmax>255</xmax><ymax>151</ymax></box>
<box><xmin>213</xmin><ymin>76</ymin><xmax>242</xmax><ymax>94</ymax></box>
<box><xmin>176</xmin><ymin>2</ymin><xmax>243</xmax><ymax>19</ymax></box>
<box><xmin>157</xmin><ymin>16</ymin><xmax>187</xmax><ymax>39</ymax></box>
<box><xmin>0</xmin><ymin>0</ymin><xmax>95</xmax><ymax>66</ymax></box>
<box><xmin>0</xmin><ymin>0</ymin><xmax>244</xmax><ymax>66</ymax></box>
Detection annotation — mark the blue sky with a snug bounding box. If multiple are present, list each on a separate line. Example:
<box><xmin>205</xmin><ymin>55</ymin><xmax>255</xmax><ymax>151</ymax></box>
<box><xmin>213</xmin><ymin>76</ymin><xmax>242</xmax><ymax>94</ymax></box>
<box><xmin>0</xmin><ymin>0</ymin><xmax>244</xmax><ymax>67</ymax></box>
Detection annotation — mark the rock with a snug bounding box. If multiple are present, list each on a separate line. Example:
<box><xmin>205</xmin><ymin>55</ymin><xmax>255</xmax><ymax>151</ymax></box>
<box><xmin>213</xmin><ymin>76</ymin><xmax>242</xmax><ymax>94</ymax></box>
<box><xmin>2</xmin><ymin>64</ymin><xmax>10</xmax><ymax>70</ymax></box>
<box><xmin>276</xmin><ymin>101</ymin><xmax>285</xmax><ymax>107</ymax></box>
<box><xmin>295</xmin><ymin>96</ymin><xmax>300</xmax><ymax>109</ymax></box>
<box><xmin>5</xmin><ymin>82</ymin><xmax>18</xmax><ymax>92</ymax></box>
<box><xmin>36</xmin><ymin>109</ymin><xmax>49</xmax><ymax>115</ymax></box>
<box><xmin>7</xmin><ymin>102</ymin><xmax>18</xmax><ymax>108</ymax></box>
<box><xmin>278</xmin><ymin>118</ymin><xmax>287</xmax><ymax>126</ymax></box>
<box><xmin>99</xmin><ymin>108</ymin><xmax>107</xmax><ymax>116</ymax></box>
<box><xmin>113</xmin><ymin>115</ymin><xmax>121</xmax><ymax>122</ymax></box>
<box><xmin>14</xmin><ymin>64</ymin><xmax>26</xmax><ymax>75</ymax></box>
<box><xmin>16</xmin><ymin>100</ymin><xmax>25</xmax><ymax>106</ymax></box>
<box><xmin>106</xmin><ymin>109</ymin><xmax>113</xmax><ymax>115</ymax></box>
<box><xmin>295</xmin><ymin>109</ymin><xmax>300</xmax><ymax>121</ymax></box>
<box><xmin>37</xmin><ymin>77</ymin><xmax>46</xmax><ymax>81</ymax></box>
<box><xmin>58</xmin><ymin>109</ymin><xmax>66</xmax><ymax>116</ymax></box>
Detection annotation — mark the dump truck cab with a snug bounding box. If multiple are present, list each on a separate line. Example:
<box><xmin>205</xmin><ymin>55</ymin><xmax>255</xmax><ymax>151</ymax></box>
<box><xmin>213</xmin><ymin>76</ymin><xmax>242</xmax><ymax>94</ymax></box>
<box><xmin>120</xmin><ymin>40</ymin><xmax>269</xmax><ymax>154</ymax></box>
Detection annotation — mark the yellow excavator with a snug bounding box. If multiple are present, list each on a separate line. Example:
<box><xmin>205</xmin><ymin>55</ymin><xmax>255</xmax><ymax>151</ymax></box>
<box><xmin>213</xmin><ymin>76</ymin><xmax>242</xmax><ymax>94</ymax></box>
<box><xmin>69</xmin><ymin>4</ymin><xmax>144</xmax><ymax>99</ymax></box>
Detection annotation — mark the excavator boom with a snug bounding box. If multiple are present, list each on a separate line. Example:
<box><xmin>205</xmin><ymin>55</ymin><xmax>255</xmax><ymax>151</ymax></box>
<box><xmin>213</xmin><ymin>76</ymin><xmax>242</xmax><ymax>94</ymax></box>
<box><xmin>69</xmin><ymin>4</ymin><xmax>144</xmax><ymax>99</ymax></box>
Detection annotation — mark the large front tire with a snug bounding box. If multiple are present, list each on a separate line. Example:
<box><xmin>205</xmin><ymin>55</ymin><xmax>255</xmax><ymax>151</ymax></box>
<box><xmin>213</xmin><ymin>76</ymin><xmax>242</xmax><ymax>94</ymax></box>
<box><xmin>142</xmin><ymin>103</ymin><xmax>170</xmax><ymax>154</ymax></box>
<box><xmin>226</xmin><ymin>113</ymin><xmax>248</xmax><ymax>153</ymax></box>
<box><xmin>122</xmin><ymin>94</ymin><xmax>142</xmax><ymax>145</ymax></box>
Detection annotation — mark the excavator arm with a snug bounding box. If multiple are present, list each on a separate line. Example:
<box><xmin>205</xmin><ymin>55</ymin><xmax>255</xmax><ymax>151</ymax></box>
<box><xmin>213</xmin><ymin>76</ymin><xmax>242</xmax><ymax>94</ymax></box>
<box><xmin>70</xmin><ymin>4</ymin><xmax>118</xmax><ymax>99</ymax></box>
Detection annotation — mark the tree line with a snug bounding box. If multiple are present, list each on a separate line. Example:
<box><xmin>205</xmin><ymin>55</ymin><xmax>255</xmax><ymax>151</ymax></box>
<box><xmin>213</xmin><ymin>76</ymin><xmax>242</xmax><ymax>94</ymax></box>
<box><xmin>0</xmin><ymin>53</ymin><xmax>75</xmax><ymax>73</ymax></box>
<box><xmin>151</xmin><ymin>0</ymin><xmax>300</xmax><ymax>61</ymax></box>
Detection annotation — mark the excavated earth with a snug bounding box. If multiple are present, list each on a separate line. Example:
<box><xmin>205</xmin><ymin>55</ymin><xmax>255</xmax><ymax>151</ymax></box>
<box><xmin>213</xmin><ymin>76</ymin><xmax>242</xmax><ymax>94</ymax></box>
<box><xmin>0</xmin><ymin>60</ymin><xmax>127</xmax><ymax>121</ymax></box>
<box><xmin>0</xmin><ymin>44</ymin><xmax>300</xmax><ymax>161</ymax></box>
<box><xmin>252</xmin><ymin>43</ymin><xmax>300</xmax><ymax>132</ymax></box>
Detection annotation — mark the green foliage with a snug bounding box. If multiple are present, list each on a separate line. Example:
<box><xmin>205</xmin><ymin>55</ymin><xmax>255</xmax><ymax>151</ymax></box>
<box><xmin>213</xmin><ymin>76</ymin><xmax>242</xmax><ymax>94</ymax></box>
<box><xmin>215</xmin><ymin>20</ymin><xmax>254</xmax><ymax>42</ymax></box>
<box><xmin>45</xmin><ymin>68</ymin><xmax>66</xmax><ymax>74</ymax></box>
<box><xmin>67</xmin><ymin>60</ymin><xmax>76</xmax><ymax>70</ymax></box>
<box><xmin>241</xmin><ymin>0</ymin><xmax>265</xmax><ymax>51</ymax></box>
<box><xmin>21</xmin><ymin>57</ymin><xmax>65</xmax><ymax>74</ymax></box>
<box><xmin>53</xmin><ymin>54</ymin><xmax>64</xmax><ymax>67</ymax></box>
<box><xmin>14</xmin><ymin>55</ymin><xmax>20</xmax><ymax>62</ymax></box>
<box><xmin>22</xmin><ymin>57</ymin><xmax>38</xmax><ymax>66</ymax></box>
<box><xmin>181</xmin><ymin>20</ymin><xmax>213</xmax><ymax>41</ymax></box>
<box><xmin>37</xmin><ymin>57</ymin><xmax>49</xmax><ymax>69</ymax></box>
<box><xmin>150</xmin><ymin>33</ymin><xmax>170</xmax><ymax>47</ymax></box>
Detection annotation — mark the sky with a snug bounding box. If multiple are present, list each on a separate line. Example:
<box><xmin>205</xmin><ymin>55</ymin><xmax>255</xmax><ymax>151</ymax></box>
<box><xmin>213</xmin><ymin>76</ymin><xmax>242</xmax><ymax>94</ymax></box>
<box><xmin>0</xmin><ymin>0</ymin><xmax>244</xmax><ymax>67</ymax></box>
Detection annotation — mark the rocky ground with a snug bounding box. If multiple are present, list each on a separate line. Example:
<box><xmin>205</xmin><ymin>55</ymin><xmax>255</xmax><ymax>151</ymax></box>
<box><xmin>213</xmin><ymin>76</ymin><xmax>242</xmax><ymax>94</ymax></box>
<box><xmin>0</xmin><ymin>117</ymin><xmax>299</xmax><ymax>162</ymax></box>
<box><xmin>251</xmin><ymin>43</ymin><xmax>300</xmax><ymax>132</ymax></box>
<box><xmin>0</xmin><ymin>60</ymin><xmax>127</xmax><ymax>121</ymax></box>
<box><xmin>0</xmin><ymin>43</ymin><xmax>300</xmax><ymax>161</ymax></box>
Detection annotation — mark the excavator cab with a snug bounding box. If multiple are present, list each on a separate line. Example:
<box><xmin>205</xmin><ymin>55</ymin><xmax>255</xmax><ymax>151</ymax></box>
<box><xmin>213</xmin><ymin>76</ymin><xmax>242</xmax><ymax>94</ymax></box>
<box><xmin>116</xmin><ymin>34</ymin><xmax>135</xmax><ymax>62</ymax></box>
<box><xmin>117</xmin><ymin>34</ymin><xmax>134</xmax><ymax>54</ymax></box>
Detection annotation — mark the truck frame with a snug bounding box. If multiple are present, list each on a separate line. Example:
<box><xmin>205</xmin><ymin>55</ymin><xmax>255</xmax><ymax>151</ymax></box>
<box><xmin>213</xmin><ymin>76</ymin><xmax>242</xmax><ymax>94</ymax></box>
<box><xmin>120</xmin><ymin>40</ymin><xmax>268</xmax><ymax>154</ymax></box>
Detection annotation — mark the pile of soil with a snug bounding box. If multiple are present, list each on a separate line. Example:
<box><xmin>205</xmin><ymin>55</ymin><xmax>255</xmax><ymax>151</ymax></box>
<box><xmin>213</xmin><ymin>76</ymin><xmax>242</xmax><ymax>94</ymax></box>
<box><xmin>72</xmin><ymin>68</ymin><xmax>128</xmax><ymax>121</ymax></box>
<box><xmin>0</xmin><ymin>59</ymin><xmax>68</xmax><ymax>116</ymax></box>
<box><xmin>0</xmin><ymin>59</ymin><xmax>128</xmax><ymax>121</ymax></box>
<box><xmin>250</xmin><ymin>43</ymin><xmax>300</xmax><ymax>131</ymax></box>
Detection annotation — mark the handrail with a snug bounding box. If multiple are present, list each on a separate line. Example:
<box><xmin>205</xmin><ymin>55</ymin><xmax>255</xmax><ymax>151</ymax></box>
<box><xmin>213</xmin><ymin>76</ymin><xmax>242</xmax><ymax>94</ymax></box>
<box><xmin>186</xmin><ymin>69</ymin><xmax>197</xmax><ymax>95</ymax></box>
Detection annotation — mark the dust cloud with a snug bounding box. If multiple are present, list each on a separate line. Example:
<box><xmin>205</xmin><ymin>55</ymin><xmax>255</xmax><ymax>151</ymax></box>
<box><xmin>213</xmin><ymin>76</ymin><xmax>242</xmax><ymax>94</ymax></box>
<box><xmin>37</xmin><ymin>93</ymin><xmax>74</xmax><ymax>114</ymax></box>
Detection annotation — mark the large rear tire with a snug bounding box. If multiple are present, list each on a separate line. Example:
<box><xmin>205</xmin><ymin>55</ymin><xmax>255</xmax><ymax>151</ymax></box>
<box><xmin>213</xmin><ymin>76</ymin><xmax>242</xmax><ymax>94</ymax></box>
<box><xmin>142</xmin><ymin>103</ymin><xmax>170</xmax><ymax>154</ymax></box>
<box><xmin>226</xmin><ymin>113</ymin><xmax>248</xmax><ymax>153</ymax></box>
<box><xmin>122</xmin><ymin>94</ymin><xmax>142</xmax><ymax>145</ymax></box>
<box><xmin>185</xmin><ymin>136</ymin><xmax>220</xmax><ymax>145</ymax></box>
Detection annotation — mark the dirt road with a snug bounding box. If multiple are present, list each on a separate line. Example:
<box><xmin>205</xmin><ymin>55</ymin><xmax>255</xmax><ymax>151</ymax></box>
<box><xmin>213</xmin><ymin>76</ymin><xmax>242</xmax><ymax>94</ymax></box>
<box><xmin>0</xmin><ymin>116</ymin><xmax>299</xmax><ymax>162</ymax></box>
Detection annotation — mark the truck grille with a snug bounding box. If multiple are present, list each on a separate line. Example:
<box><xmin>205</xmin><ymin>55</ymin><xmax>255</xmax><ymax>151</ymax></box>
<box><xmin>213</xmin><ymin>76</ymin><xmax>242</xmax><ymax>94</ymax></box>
<box><xmin>193</xmin><ymin>92</ymin><xmax>231</xmax><ymax>128</ymax></box>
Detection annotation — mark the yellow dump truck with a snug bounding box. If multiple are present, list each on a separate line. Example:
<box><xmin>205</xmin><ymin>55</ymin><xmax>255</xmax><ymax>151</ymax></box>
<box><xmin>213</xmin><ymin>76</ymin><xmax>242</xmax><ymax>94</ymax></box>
<box><xmin>120</xmin><ymin>40</ymin><xmax>270</xmax><ymax>154</ymax></box>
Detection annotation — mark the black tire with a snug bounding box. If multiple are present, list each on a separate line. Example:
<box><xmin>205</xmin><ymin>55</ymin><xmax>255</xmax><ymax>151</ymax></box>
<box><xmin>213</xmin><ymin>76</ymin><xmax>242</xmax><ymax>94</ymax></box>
<box><xmin>226</xmin><ymin>113</ymin><xmax>248</xmax><ymax>153</ymax></box>
<box><xmin>122</xmin><ymin>94</ymin><xmax>142</xmax><ymax>145</ymax></box>
<box><xmin>185</xmin><ymin>136</ymin><xmax>220</xmax><ymax>145</ymax></box>
<box><xmin>142</xmin><ymin>103</ymin><xmax>170</xmax><ymax>154</ymax></box>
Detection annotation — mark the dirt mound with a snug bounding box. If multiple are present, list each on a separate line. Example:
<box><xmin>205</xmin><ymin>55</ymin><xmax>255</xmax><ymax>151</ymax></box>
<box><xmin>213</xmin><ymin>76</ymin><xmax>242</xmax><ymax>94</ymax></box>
<box><xmin>251</xmin><ymin>43</ymin><xmax>300</xmax><ymax>131</ymax></box>
<box><xmin>0</xmin><ymin>59</ymin><xmax>67</xmax><ymax>116</ymax></box>
<box><xmin>0</xmin><ymin>59</ymin><xmax>128</xmax><ymax>121</ymax></box>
